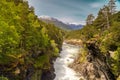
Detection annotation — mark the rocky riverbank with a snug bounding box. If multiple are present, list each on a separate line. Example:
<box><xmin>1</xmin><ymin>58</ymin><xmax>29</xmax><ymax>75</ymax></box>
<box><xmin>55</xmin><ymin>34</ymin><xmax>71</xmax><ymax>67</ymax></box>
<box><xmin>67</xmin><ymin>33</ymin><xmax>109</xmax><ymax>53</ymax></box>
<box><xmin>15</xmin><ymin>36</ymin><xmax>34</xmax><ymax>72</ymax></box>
<box><xmin>69</xmin><ymin>42</ymin><xmax>116</xmax><ymax>80</ymax></box>
<box><xmin>65</xmin><ymin>39</ymin><xmax>83</xmax><ymax>46</ymax></box>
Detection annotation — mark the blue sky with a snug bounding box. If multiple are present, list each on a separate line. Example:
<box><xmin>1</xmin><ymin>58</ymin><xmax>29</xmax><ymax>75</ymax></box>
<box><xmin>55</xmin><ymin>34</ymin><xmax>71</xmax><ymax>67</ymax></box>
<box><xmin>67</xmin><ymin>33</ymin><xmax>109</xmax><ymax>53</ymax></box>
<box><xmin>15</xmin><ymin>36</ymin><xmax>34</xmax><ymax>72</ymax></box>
<box><xmin>28</xmin><ymin>0</ymin><xmax>120</xmax><ymax>24</ymax></box>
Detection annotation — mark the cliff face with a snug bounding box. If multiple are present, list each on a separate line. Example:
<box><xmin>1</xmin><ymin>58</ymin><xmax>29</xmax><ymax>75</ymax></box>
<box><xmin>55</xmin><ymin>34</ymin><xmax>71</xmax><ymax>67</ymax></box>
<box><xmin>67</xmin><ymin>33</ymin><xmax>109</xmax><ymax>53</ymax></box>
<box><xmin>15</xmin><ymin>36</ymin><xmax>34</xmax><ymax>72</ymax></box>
<box><xmin>70</xmin><ymin>43</ymin><xmax>116</xmax><ymax>80</ymax></box>
<box><xmin>86</xmin><ymin>43</ymin><xmax>116</xmax><ymax>80</ymax></box>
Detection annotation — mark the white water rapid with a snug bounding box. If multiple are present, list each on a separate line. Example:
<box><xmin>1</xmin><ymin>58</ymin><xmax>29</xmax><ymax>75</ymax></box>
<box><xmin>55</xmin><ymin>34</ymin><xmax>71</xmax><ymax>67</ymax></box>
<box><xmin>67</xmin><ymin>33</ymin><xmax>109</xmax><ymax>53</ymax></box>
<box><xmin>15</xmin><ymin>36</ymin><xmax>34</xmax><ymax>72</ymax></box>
<box><xmin>54</xmin><ymin>43</ymin><xmax>81</xmax><ymax>80</ymax></box>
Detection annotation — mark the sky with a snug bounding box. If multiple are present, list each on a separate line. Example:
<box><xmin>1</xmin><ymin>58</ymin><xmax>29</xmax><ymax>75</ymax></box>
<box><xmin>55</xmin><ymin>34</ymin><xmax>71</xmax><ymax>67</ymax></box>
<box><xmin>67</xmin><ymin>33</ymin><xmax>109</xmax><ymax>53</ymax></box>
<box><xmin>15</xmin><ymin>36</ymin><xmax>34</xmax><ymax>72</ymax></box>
<box><xmin>27</xmin><ymin>0</ymin><xmax>120</xmax><ymax>25</ymax></box>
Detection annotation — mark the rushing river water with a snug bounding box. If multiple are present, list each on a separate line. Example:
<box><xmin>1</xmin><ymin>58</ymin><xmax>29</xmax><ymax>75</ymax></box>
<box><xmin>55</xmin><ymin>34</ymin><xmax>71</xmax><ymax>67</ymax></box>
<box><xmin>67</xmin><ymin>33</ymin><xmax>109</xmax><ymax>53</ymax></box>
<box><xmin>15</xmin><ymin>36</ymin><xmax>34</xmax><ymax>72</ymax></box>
<box><xmin>54</xmin><ymin>43</ymin><xmax>81</xmax><ymax>80</ymax></box>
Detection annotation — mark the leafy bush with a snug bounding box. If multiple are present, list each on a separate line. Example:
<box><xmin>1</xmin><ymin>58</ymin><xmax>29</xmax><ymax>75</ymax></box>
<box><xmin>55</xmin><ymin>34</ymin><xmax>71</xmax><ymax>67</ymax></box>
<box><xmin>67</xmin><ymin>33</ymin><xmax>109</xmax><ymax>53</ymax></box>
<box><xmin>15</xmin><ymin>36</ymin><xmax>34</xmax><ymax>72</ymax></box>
<box><xmin>0</xmin><ymin>76</ymin><xmax>8</xmax><ymax>80</ymax></box>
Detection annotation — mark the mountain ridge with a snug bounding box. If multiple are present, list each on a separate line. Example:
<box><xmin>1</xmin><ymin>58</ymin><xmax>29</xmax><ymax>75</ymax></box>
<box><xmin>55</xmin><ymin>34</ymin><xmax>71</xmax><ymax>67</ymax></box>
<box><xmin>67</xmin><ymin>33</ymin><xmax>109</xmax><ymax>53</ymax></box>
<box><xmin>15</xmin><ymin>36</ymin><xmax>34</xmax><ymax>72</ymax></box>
<box><xmin>39</xmin><ymin>16</ymin><xmax>83</xmax><ymax>30</ymax></box>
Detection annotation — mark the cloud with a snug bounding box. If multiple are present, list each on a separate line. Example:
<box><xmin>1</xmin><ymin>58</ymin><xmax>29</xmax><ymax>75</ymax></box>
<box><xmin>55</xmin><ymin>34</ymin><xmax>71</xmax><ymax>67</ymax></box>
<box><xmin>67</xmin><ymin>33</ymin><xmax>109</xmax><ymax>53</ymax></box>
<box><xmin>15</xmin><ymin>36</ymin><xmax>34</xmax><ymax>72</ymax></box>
<box><xmin>58</xmin><ymin>17</ymin><xmax>85</xmax><ymax>25</ymax></box>
<box><xmin>59</xmin><ymin>17</ymin><xmax>75</xmax><ymax>23</ymax></box>
<box><xmin>28</xmin><ymin>0</ymin><xmax>108</xmax><ymax>24</ymax></box>
<box><xmin>90</xmin><ymin>3</ymin><xmax>103</xmax><ymax>8</ymax></box>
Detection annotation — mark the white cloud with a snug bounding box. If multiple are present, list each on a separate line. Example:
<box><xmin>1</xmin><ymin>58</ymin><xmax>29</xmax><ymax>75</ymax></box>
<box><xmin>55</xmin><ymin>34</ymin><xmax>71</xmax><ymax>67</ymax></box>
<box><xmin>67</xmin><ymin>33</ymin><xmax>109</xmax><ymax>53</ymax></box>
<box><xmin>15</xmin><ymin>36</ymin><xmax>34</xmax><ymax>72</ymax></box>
<box><xmin>39</xmin><ymin>15</ymin><xmax>53</xmax><ymax>20</ymax></box>
<box><xmin>72</xmin><ymin>21</ymin><xmax>86</xmax><ymax>25</ymax></box>
<box><xmin>90</xmin><ymin>3</ymin><xmax>103</xmax><ymax>8</ymax></box>
<box><xmin>58</xmin><ymin>17</ymin><xmax>85</xmax><ymax>25</ymax></box>
<box><xmin>59</xmin><ymin>17</ymin><xmax>74</xmax><ymax>23</ymax></box>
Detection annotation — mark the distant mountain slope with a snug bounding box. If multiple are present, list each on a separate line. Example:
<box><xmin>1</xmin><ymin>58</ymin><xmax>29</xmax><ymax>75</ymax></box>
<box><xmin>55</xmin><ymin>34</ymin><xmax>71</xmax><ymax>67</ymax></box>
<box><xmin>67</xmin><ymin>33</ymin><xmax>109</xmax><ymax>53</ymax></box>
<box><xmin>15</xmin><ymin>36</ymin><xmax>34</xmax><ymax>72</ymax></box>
<box><xmin>39</xmin><ymin>16</ymin><xmax>83</xmax><ymax>30</ymax></box>
<box><xmin>66</xmin><ymin>23</ymin><xmax>83</xmax><ymax>30</ymax></box>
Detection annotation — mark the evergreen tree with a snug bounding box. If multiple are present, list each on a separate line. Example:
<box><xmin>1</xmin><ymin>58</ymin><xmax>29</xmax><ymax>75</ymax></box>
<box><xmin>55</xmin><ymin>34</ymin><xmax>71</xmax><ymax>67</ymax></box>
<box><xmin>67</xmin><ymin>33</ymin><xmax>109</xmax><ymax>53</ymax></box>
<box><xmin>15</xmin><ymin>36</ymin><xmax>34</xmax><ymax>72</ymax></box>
<box><xmin>86</xmin><ymin>14</ymin><xmax>94</xmax><ymax>25</ymax></box>
<box><xmin>108</xmin><ymin>0</ymin><xmax>116</xmax><ymax>14</ymax></box>
<box><xmin>101</xmin><ymin>5</ymin><xmax>110</xmax><ymax>28</ymax></box>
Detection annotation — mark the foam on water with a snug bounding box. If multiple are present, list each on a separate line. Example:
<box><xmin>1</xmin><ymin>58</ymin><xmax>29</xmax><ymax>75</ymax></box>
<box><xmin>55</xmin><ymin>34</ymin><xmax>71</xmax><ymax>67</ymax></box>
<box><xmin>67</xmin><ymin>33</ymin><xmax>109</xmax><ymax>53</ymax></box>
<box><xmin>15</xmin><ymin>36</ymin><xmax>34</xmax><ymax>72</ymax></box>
<box><xmin>54</xmin><ymin>43</ymin><xmax>81</xmax><ymax>80</ymax></box>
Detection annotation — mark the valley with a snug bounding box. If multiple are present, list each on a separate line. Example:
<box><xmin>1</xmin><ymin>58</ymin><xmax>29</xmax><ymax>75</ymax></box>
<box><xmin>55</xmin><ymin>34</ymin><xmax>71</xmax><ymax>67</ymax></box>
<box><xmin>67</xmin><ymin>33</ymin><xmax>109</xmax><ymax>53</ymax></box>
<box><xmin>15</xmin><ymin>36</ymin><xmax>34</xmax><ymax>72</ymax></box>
<box><xmin>0</xmin><ymin>0</ymin><xmax>120</xmax><ymax>80</ymax></box>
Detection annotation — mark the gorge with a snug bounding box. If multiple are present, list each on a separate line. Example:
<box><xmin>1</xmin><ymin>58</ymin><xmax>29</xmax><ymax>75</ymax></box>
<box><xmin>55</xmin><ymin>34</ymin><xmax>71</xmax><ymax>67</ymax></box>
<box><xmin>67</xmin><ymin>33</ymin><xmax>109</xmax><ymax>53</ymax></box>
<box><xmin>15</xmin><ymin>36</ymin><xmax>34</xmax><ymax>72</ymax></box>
<box><xmin>0</xmin><ymin>0</ymin><xmax>120</xmax><ymax>80</ymax></box>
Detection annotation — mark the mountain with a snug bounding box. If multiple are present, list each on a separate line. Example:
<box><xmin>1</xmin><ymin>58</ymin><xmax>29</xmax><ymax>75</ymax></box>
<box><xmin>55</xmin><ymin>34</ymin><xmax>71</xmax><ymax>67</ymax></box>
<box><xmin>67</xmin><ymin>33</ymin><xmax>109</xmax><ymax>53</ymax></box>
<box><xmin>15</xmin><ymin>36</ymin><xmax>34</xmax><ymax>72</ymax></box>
<box><xmin>39</xmin><ymin>16</ymin><xmax>83</xmax><ymax>30</ymax></box>
<box><xmin>66</xmin><ymin>23</ymin><xmax>83</xmax><ymax>30</ymax></box>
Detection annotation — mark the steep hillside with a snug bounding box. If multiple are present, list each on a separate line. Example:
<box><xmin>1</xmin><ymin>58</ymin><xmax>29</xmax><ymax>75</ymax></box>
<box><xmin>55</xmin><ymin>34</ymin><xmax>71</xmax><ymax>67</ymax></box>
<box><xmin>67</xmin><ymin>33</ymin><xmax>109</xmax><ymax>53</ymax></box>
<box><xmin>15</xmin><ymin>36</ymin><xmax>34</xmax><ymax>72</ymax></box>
<box><xmin>67</xmin><ymin>6</ymin><xmax>120</xmax><ymax>80</ymax></box>
<box><xmin>0</xmin><ymin>0</ymin><xmax>64</xmax><ymax>80</ymax></box>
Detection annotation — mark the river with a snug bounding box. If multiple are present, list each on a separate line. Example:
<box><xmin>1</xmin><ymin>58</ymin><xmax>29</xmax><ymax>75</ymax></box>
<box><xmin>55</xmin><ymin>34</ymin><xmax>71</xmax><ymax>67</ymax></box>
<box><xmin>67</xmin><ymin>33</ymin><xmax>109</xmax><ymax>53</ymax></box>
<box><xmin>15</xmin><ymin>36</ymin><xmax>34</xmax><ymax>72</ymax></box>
<box><xmin>54</xmin><ymin>43</ymin><xmax>82</xmax><ymax>80</ymax></box>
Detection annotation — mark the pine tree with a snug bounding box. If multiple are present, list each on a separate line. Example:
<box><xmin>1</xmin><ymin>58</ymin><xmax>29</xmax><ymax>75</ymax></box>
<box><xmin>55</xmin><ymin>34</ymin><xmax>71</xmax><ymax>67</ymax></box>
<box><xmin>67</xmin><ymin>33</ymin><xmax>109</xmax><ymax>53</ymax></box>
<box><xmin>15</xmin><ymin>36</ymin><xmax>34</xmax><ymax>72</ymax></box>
<box><xmin>108</xmin><ymin>0</ymin><xmax>116</xmax><ymax>14</ymax></box>
<box><xmin>101</xmin><ymin>5</ymin><xmax>110</xmax><ymax>28</ymax></box>
<box><xmin>86</xmin><ymin>14</ymin><xmax>95</xmax><ymax>25</ymax></box>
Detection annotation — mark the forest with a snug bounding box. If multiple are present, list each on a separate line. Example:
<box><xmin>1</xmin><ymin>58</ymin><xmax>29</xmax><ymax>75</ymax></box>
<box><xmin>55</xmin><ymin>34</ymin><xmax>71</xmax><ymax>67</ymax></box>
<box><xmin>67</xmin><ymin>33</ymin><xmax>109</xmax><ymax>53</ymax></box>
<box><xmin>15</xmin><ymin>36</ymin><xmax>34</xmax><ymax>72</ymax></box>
<box><xmin>66</xmin><ymin>0</ymin><xmax>120</xmax><ymax>79</ymax></box>
<box><xmin>0</xmin><ymin>0</ymin><xmax>64</xmax><ymax>80</ymax></box>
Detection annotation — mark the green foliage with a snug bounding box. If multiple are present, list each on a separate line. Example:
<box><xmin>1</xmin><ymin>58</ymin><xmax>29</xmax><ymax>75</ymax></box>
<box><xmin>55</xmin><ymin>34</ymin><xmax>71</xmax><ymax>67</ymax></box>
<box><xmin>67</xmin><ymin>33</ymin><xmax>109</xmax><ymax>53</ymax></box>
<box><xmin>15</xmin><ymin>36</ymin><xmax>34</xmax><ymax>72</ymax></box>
<box><xmin>0</xmin><ymin>0</ymin><xmax>63</xmax><ymax>80</ymax></box>
<box><xmin>45</xmin><ymin>24</ymin><xmax>64</xmax><ymax>49</ymax></box>
<box><xmin>78</xmin><ymin>47</ymin><xmax>88</xmax><ymax>63</ymax></box>
<box><xmin>67</xmin><ymin>6</ymin><xmax>120</xmax><ymax>78</ymax></box>
<box><xmin>0</xmin><ymin>76</ymin><xmax>8</xmax><ymax>80</ymax></box>
<box><xmin>34</xmin><ymin>54</ymin><xmax>50</xmax><ymax>69</ymax></box>
<box><xmin>94</xmin><ymin>11</ymin><xmax>120</xmax><ymax>78</ymax></box>
<box><xmin>112</xmin><ymin>47</ymin><xmax>120</xmax><ymax>76</ymax></box>
<box><xmin>50</xmin><ymin>40</ymin><xmax>59</xmax><ymax>57</ymax></box>
<box><xmin>100</xmin><ymin>21</ymin><xmax>120</xmax><ymax>53</ymax></box>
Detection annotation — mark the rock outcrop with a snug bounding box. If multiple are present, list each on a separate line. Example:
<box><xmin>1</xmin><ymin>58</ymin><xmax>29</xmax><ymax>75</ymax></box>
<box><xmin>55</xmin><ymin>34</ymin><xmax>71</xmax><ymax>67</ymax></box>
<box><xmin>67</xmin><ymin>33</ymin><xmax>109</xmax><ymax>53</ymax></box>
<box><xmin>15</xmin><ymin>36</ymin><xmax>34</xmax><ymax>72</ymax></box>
<box><xmin>65</xmin><ymin>39</ymin><xmax>82</xmax><ymax>46</ymax></box>
<box><xmin>70</xmin><ymin>43</ymin><xmax>116</xmax><ymax>80</ymax></box>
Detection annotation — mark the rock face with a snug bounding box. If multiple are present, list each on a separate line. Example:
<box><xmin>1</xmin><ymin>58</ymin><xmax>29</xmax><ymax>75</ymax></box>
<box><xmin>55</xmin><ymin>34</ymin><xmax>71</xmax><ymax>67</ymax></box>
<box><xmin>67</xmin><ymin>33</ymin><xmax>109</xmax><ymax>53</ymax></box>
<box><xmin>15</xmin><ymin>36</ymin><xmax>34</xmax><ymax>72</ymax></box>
<box><xmin>70</xmin><ymin>43</ymin><xmax>116</xmax><ymax>80</ymax></box>
<box><xmin>70</xmin><ymin>58</ymin><xmax>106</xmax><ymax>80</ymax></box>
<box><xmin>86</xmin><ymin>43</ymin><xmax>116</xmax><ymax>80</ymax></box>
